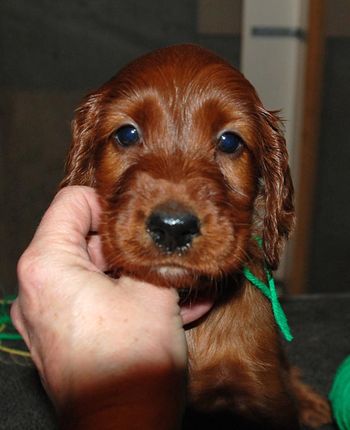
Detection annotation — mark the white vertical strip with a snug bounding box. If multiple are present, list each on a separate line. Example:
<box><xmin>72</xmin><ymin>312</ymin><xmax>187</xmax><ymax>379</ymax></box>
<box><xmin>241</xmin><ymin>0</ymin><xmax>309</xmax><ymax>281</ymax></box>
<box><xmin>241</xmin><ymin>0</ymin><xmax>307</xmax><ymax>169</ymax></box>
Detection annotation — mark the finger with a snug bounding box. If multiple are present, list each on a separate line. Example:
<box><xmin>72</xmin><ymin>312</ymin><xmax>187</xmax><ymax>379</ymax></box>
<box><xmin>33</xmin><ymin>186</ymin><xmax>101</xmax><ymax>250</ymax></box>
<box><xmin>119</xmin><ymin>276</ymin><xmax>181</xmax><ymax>312</ymax></box>
<box><xmin>87</xmin><ymin>234</ymin><xmax>108</xmax><ymax>271</ymax></box>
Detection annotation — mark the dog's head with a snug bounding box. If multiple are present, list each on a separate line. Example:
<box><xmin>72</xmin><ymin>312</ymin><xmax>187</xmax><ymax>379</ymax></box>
<box><xmin>61</xmin><ymin>44</ymin><xmax>294</xmax><ymax>301</ymax></box>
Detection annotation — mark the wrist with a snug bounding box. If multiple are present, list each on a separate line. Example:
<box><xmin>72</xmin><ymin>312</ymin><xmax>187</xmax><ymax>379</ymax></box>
<box><xmin>58</xmin><ymin>363</ymin><xmax>187</xmax><ymax>430</ymax></box>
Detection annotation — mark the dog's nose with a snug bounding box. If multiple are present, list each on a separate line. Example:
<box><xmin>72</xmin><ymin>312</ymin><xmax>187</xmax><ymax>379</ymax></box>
<box><xmin>147</xmin><ymin>210</ymin><xmax>200</xmax><ymax>253</ymax></box>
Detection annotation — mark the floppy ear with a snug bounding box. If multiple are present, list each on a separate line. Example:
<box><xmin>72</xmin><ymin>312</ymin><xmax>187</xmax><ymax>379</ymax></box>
<box><xmin>257</xmin><ymin>108</ymin><xmax>295</xmax><ymax>270</ymax></box>
<box><xmin>60</xmin><ymin>91</ymin><xmax>105</xmax><ymax>188</ymax></box>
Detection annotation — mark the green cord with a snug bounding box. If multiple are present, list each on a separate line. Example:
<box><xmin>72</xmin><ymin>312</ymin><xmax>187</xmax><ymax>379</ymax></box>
<box><xmin>242</xmin><ymin>266</ymin><xmax>293</xmax><ymax>342</ymax></box>
<box><xmin>0</xmin><ymin>315</ymin><xmax>12</xmax><ymax>324</ymax></box>
<box><xmin>0</xmin><ymin>332</ymin><xmax>23</xmax><ymax>341</ymax></box>
<box><xmin>3</xmin><ymin>295</ymin><xmax>17</xmax><ymax>302</ymax></box>
<box><xmin>0</xmin><ymin>296</ymin><xmax>23</xmax><ymax>341</ymax></box>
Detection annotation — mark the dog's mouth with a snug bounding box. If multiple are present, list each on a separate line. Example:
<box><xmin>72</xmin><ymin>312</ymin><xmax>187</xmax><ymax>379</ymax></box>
<box><xmin>178</xmin><ymin>287</ymin><xmax>215</xmax><ymax>326</ymax></box>
<box><xmin>154</xmin><ymin>265</ymin><xmax>215</xmax><ymax>326</ymax></box>
<box><xmin>114</xmin><ymin>264</ymin><xmax>216</xmax><ymax>326</ymax></box>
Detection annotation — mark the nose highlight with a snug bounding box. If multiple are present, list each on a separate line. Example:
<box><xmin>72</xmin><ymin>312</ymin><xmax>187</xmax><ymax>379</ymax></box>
<box><xmin>147</xmin><ymin>209</ymin><xmax>200</xmax><ymax>254</ymax></box>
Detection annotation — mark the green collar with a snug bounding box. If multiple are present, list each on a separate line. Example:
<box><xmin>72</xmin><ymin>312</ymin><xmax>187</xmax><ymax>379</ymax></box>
<box><xmin>242</xmin><ymin>250</ymin><xmax>293</xmax><ymax>342</ymax></box>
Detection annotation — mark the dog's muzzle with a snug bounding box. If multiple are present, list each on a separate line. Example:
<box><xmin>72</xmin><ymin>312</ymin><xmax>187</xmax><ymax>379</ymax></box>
<box><xmin>146</xmin><ymin>204</ymin><xmax>200</xmax><ymax>254</ymax></box>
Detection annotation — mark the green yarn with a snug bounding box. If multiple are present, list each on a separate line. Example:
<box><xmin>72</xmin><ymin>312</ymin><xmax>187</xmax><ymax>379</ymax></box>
<box><xmin>242</xmin><ymin>266</ymin><xmax>294</xmax><ymax>342</ymax></box>
<box><xmin>329</xmin><ymin>356</ymin><xmax>350</xmax><ymax>430</ymax></box>
<box><xmin>0</xmin><ymin>332</ymin><xmax>23</xmax><ymax>341</ymax></box>
<box><xmin>0</xmin><ymin>295</ymin><xmax>23</xmax><ymax>341</ymax></box>
<box><xmin>242</xmin><ymin>237</ymin><xmax>293</xmax><ymax>342</ymax></box>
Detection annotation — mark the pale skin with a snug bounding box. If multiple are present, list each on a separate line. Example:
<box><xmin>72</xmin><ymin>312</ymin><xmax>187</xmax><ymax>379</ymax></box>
<box><xmin>12</xmin><ymin>186</ymin><xmax>188</xmax><ymax>430</ymax></box>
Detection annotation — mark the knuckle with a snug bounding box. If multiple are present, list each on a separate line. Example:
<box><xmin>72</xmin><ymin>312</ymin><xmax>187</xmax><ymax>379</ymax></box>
<box><xmin>54</xmin><ymin>185</ymin><xmax>78</xmax><ymax>203</ymax></box>
<box><xmin>17</xmin><ymin>249</ymin><xmax>46</xmax><ymax>291</ymax></box>
<box><xmin>56</xmin><ymin>184</ymin><xmax>91</xmax><ymax>201</ymax></box>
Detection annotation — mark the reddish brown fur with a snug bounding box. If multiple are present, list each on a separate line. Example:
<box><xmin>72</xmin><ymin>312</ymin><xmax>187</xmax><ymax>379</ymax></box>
<box><xmin>60</xmin><ymin>45</ymin><xmax>331</xmax><ymax>428</ymax></box>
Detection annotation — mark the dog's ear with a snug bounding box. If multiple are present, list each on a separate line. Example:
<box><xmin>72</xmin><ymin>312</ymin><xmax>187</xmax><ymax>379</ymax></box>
<box><xmin>60</xmin><ymin>91</ymin><xmax>105</xmax><ymax>188</ymax></box>
<box><xmin>257</xmin><ymin>108</ymin><xmax>295</xmax><ymax>270</ymax></box>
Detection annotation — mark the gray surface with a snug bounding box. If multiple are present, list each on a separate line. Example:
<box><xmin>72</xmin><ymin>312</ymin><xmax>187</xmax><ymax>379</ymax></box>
<box><xmin>1</xmin><ymin>295</ymin><xmax>349</xmax><ymax>429</ymax></box>
<box><xmin>0</xmin><ymin>356</ymin><xmax>57</xmax><ymax>430</ymax></box>
<box><xmin>285</xmin><ymin>293</ymin><xmax>350</xmax><ymax>397</ymax></box>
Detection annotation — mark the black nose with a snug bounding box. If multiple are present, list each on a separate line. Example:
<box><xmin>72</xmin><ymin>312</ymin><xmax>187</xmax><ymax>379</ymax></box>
<box><xmin>147</xmin><ymin>210</ymin><xmax>200</xmax><ymax>254</ymax></box>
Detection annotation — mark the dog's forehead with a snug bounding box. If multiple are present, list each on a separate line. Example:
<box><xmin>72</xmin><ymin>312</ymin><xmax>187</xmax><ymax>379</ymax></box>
<box><xmin>107</xmin><ymin>45</ymin><xmax>256</xmax><ymax>104</ymax></box>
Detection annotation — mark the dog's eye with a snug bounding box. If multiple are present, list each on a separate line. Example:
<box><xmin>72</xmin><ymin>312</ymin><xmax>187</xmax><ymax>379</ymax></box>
<box><xmin>217</xmin><ymin>132</ymin><xmax>243</xmax><ymax>154</ymax></box>
<box><xmin>113</xmin><ymin>124</ymin><xmax>140</xmax><ymax>147</ymax></box>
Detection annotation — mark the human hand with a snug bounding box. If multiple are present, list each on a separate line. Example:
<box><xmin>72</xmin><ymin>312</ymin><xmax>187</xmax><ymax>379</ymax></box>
<box><xmin>12</xmin><ymin>186</ymin><xmax>187</xmax><ymax>429</ymax></box>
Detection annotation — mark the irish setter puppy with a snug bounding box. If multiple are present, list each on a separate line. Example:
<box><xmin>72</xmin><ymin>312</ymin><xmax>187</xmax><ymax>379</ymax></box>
<box><xmin>60</xmin><ymin>44</ymin><xmax>331</xmax><ymax>429</ymax></box>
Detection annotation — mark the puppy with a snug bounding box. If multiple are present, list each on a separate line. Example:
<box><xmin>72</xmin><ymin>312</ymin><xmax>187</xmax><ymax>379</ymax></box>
<box><xmin>61</xmin><ymin>44</ymin><xmax>331</xmax><ymax>429</ymax></box>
